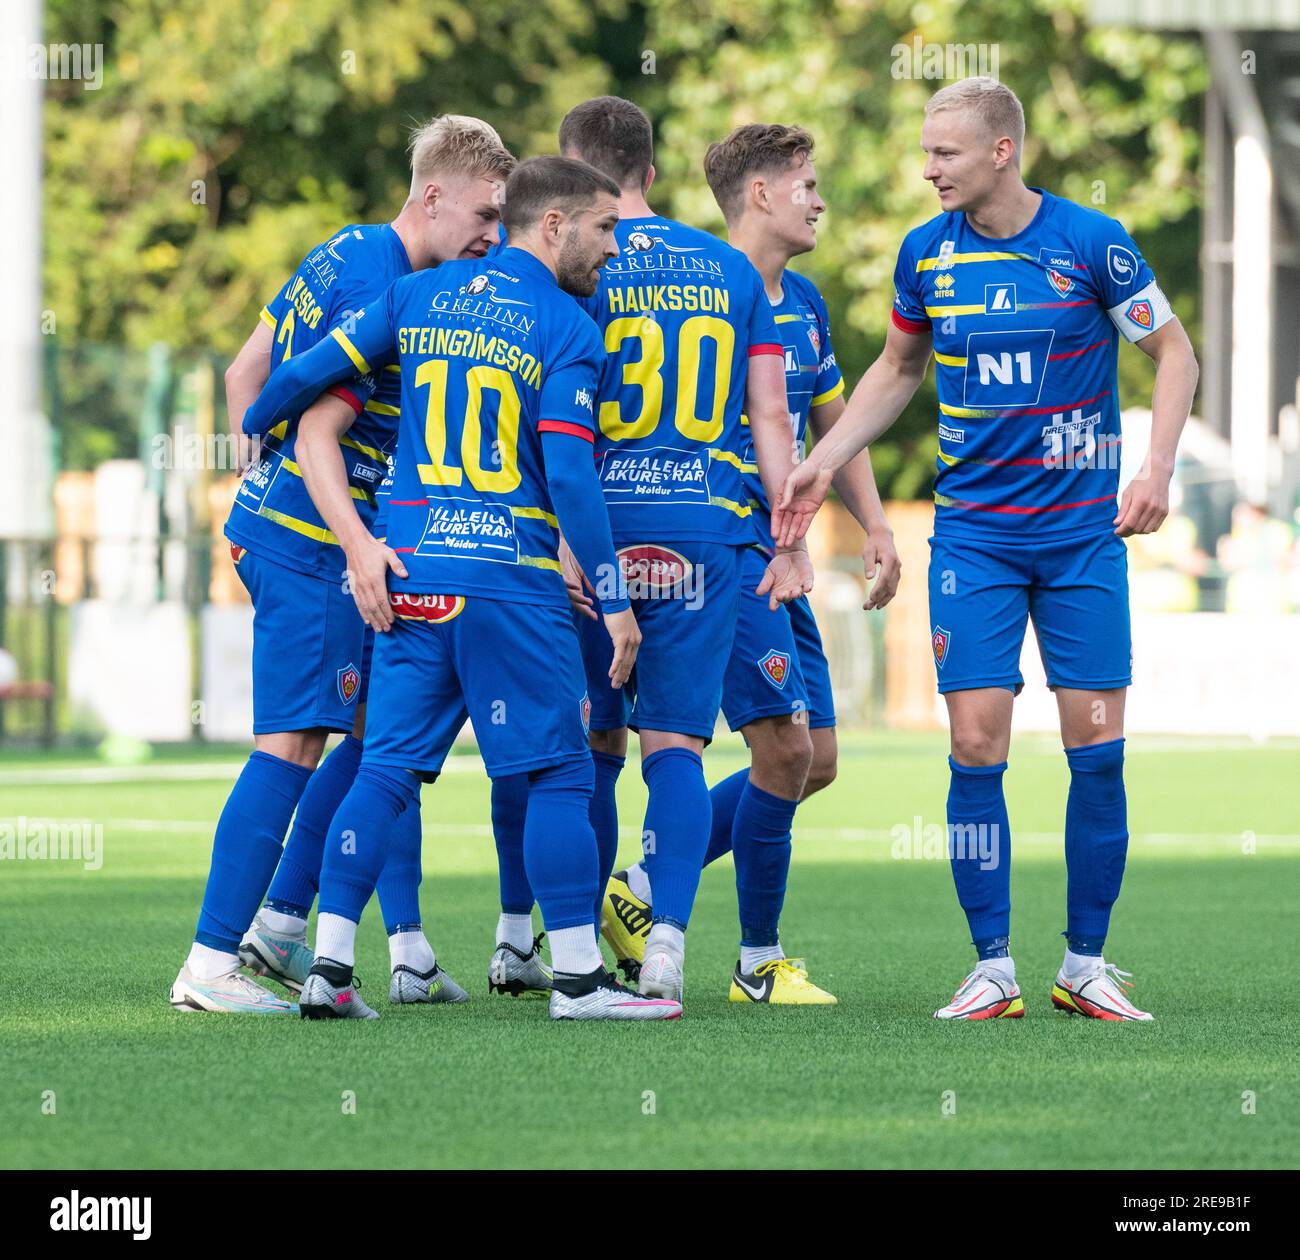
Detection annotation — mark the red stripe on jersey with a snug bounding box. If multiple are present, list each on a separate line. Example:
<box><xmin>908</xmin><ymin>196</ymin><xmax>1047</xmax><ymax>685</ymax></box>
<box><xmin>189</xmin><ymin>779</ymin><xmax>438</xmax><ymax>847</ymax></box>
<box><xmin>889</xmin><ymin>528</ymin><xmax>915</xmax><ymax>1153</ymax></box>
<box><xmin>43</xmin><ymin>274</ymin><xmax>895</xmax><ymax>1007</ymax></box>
<box><xmin>538</xmin><ymin>419</ymin><xmax>595</xmax><ymax>442</ymax></box>
<box><xmin>1049</xmin><ymin>340</ymin><xmax>1109</xmax><ymax>361</ymax></box>
<box><xmin>943</xmin><ymin>494</ymin><xmax>1118</xmax><ymax>516</ymax></box>
<box><xmin>1031</xmin><ymin>300</ymin><xmax>1093</xmax><ymax>310</ymax></box>
<box><xmin>968</xmin><ymin>389</ymin><xmax>1111</xmax><ymax>418</ymax></box>
<box><xmin>749</xmin><ymin>343</ymin><xmax>783</xmax><ymax>357</ymax></box>
<box><xmin>327</xmin><ymin>385</ymin><xmax>364</xmax><ymax>415</ymax></box>
<box><xmin>391</xmin><ymin>499</ymin><xmax>429</xmax><ymax>506</ymax></box>
<box><xmin>892</xmin><ymin>309</ymin><xmax>931</xmax><ymax>335</ymax></box>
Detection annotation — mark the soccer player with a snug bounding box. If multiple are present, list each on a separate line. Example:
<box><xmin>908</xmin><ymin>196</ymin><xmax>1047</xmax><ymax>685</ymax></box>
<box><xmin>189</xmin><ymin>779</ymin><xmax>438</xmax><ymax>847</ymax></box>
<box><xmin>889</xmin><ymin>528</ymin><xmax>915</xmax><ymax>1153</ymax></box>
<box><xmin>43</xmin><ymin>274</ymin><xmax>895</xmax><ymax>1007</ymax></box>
<box><xmin>240</xmin><ymin>155</ymin><xmax>681</xmax><ymax>1022</ymax></box>
<box><xmin>551</xmin><ymin>97</ymin><xmax>819</xmax><ymax>1003</ymax></box>
<box><xmin>170</xmin><ymin>116</ymin><xmax>514</xmax><ymax>1015</ymax></box>
<box><xmin>777</xmin><ymin>78</ymin><xmax>1198</xmax><ymax>1021</ymax></box>
<box><xmin>601</xmin><ymin>124</ymin><xmax>901</xmax><ymax>1004</ymax></box>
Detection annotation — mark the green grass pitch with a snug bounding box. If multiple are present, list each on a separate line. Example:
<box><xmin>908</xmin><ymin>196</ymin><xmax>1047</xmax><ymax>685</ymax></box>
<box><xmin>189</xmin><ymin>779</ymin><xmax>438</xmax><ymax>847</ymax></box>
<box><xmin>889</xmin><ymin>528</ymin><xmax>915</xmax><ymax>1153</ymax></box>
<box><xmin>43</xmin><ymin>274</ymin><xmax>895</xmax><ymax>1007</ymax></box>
<box><xmin>1</xmin><ymin>732</ymin><xmax>1296</xmax><ymax>1169</ymax></box>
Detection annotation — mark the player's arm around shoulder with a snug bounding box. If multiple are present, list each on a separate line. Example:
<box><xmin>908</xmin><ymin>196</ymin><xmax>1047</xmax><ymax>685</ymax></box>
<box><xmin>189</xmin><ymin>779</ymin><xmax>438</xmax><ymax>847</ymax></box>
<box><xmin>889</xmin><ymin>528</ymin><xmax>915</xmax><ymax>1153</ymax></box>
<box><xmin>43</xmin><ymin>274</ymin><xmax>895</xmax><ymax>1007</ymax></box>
<box><xmin>224</xmin><ymin>318</ymin><xmax>274</xmax><ymax>473</ymax></box>
<box><xmin>296</xmin><ymin>391</ymin><xmax>407</xmax><ymax>632</ymax></box>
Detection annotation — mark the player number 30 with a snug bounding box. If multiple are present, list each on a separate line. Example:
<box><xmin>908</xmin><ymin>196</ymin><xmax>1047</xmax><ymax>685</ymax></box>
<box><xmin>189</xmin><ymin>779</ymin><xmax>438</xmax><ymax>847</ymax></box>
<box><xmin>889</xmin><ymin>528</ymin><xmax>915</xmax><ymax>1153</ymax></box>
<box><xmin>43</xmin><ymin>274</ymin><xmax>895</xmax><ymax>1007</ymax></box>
<box><xmin>599</xmin><ymin>314</ymin><xmax>734</xmax><ymax>442</ymax></box>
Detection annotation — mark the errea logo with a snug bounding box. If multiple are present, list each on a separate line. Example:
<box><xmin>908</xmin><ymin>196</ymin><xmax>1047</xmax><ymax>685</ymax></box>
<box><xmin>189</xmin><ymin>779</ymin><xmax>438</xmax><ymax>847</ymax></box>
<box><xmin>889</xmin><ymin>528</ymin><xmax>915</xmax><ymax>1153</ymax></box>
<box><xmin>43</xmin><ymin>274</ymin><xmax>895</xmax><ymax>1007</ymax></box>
<box><xmin>574</xmin><ymin>387</ymin><xmax>593</xmax><ymax>413</ymax></box>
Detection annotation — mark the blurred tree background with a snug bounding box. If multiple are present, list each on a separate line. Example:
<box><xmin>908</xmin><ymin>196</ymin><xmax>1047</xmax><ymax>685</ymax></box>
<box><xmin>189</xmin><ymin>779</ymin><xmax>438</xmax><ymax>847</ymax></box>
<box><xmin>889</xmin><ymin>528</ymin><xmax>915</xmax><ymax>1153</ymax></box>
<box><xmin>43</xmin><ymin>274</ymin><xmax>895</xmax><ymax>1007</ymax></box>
<box><xmin>44</xmin><ymin>0</ymin><xmax>1206</xmax><ymax>496</ymax></box>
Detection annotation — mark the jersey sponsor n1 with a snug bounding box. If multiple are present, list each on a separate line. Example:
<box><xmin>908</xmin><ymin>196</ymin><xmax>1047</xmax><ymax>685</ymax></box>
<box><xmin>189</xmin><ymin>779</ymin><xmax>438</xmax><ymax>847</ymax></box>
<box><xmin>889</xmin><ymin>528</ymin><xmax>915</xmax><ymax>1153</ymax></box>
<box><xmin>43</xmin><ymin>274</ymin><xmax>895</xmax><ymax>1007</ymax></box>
<box><xmin>325</xmin><ymin>247</ymin><xmax>604</xmax><ymax>607</ymax></box>
<box><xmin>225</xmin><ymin>223</ymin><xmax>407</xmax><ymax>578</ymax></box>
<box><xmin>737</xmin><ymin>270</ymin><xmax>843</xmax><ymax>552</ymax></box>
<box><xmin>578</xmin><ymin>216</ymin><xmax>782</xmax><ymax>545</ymax></box>
<box><xmin>891</xmin><ymin>189</ymin><xmax>1173</xmax><ymax>540</ymax></box>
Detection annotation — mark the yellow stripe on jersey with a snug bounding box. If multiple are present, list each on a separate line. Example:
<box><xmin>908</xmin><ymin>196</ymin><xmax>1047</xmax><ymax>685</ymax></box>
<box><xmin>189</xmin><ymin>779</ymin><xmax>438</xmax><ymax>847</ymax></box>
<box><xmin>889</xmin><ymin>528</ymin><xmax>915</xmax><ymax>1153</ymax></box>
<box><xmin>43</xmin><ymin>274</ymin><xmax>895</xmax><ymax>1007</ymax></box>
<box><xmin>383</xmin><ymin>364</ymin><xmax>401</xmax><ymax>374</ymax></box>
<box><xmin>709</xmin><ymin>447</ymin><xmax>743</xmax><ymax>469</ymax></box>
<box><xmin>740</xmin><ymin>462</ymin><xmax>759</xmax><ymax>474</ymax></box>
<box><xmin>925</xmin><ymin>304</ymin><xmax>988</xmax><ymax>318</ymax></box>
<box><xmin>934</xmin><ymin>352</ymin><xmax>967</xmax><ymax>367</ymax></box>
<box><xmin>709</xmin><ymin>495</ymin><xmax>752</xmax><ymax>518</ymax></box>
<box><xmin>774</xmin><ymin>313</ymin><xmax>803</xmax><ymax>324</ymax></box>
<box><xmin>364</xmin><ymin>400</ymin><xmax>399</xmax><ymax>417</ymax></box>
<box><xmin>330</xmin><ymin>327</ymin><xmax>371</xmax><ymax>374</ymax></box>
<box><xmin>519</xmin><ymin>555</ymin><xmax>563</xmax><ymax>572</ymax></box>
<box><xmin>340</xmin><ymin>434</ymin><xmax>384</xmax><ymax>462</ymax></box>
<box><xmin>280</xmin><ymin>459</ymin><xmax>373</xmax><ymax>502</ymax></box>
<box><xmin>257</xmin><ymin>506</ymin><xmax>338</xmax><ymax>545</ymax></box>
<box><xmin>811</xmin><ymin>379</ymin><xmax>844</xmax><ymax>408</ymax></box>
<box><xmin>270</xmin><ymin>420</ymin><xmax>289</xmax><ymax>441</ymax></box>
<box><xmin>259</xmin><ymin>306</ymin><xmax>277</xmax><ymax>330</ymax></box>
<box><xmin>510</xmin><ymin>505</ymin><xmax>559</xmax><ymax>528</ymax></box>
<box><xmin>915</xmin><ymin>251</ymin><xmax>1027</xmax><ymax>272</ymax></box>
<box><xmin>938</xmin><ymin>401</ymin><xmax>987</xmax><ymax>418</ymax></box>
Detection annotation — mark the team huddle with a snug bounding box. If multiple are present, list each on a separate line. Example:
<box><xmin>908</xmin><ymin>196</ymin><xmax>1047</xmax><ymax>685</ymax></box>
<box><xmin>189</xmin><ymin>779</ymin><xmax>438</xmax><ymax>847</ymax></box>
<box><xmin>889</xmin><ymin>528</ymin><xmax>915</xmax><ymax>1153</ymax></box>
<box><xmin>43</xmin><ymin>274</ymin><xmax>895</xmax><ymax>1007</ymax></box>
<box><xmin>170</xmin><ymin>77</ymin><xmax>1198</xmax><ymax>1023</ymax></box>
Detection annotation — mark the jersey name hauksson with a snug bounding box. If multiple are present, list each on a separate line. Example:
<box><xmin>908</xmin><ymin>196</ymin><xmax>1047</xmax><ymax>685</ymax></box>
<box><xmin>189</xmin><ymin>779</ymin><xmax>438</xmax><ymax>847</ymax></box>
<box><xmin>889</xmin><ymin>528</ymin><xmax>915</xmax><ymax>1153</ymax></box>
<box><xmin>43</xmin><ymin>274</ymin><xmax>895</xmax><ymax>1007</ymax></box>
<box><xmin>579</xmin><ymin>216</ymin><xmax>782</xmax><ymax>546</ymax></box>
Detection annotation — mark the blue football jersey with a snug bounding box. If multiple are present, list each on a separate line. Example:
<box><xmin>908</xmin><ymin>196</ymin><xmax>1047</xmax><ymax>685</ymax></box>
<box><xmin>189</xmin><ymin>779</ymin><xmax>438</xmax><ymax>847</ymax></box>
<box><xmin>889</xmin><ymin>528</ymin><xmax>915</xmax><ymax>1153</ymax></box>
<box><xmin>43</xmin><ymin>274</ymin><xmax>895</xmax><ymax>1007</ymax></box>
<box><xmin>226</xmin><ymin>223</ymin><xmax>408</xmax><ymax>578</ymax></box>
<box><xmin>326</xmin><ymin>247</ymin><xmax>605</xmax><ymax>607</ymax></box>
<box><xmin>892</xmin><ymin>189</ymin><xmax>1174</xmax><ymax>540</ymax></box>
<box><xmin>578</xmin><ymin>216</ymin><xmax>782</xmax><ymax>545</ymax></box>
<box><xmin>738</xmin><ymin>270</ymin><xmax>843</xmax><ymax>552</ymax></box>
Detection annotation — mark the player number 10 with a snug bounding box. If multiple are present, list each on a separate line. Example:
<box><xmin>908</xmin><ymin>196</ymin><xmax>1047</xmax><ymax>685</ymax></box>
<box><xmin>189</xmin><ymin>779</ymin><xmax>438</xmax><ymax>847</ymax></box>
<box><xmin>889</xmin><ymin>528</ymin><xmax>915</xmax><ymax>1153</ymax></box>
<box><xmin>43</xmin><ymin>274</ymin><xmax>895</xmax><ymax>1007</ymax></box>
<box><xmin>599</xmin><ymin>314</ymin><xmax>735</xmax><ymax>442</ymax></box>
<box><xmin>414</xmin><ymin>359</ymin><xmax>522</xmax><ymax>493</ymax></box>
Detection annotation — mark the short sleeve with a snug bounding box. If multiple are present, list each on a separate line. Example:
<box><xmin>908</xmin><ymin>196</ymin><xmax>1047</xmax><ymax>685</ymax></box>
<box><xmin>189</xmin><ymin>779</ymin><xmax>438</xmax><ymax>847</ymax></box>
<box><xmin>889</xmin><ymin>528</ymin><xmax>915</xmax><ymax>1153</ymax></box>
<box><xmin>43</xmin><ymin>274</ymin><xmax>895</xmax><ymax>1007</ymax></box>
<box><xmin>1089</xmin><ymin>217</ymin><xmax>1173</xmax><ymax>343</ymax></box>
<box><xmin>537</xmin><ymin>314</ymin><xmax>602</xmax><ymax>442</ymax></box>
<box><xmin>891</xmin><ymin>236</ymin><xmax>930</xmax><ymax>335</ymax></box>
<box><xmin>810</xmin><ymin>291</ymin><xmax>844</xmax><ymax>408</ymax></box>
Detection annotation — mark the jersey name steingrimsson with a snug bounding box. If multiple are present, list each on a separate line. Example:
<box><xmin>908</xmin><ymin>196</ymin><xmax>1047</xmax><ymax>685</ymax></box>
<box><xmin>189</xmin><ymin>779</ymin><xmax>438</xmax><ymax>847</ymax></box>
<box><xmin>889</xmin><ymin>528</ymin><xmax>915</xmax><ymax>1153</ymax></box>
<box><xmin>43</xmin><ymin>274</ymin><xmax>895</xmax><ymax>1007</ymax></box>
<box><xmin>891</xmin><ymin>189</ymin><xmax>1174</xmax><ymax>540</ymax></box>
<box><xmin>330</xmin><ymin>247</ymin><xmax>605</xmax><ymax>608</ymax></box>
<box><xmin>738</xmin><ymin>270</ymin><xmax>843</xmax><ymax>553</ymax></box>
<box><xmin>225</xmin><ymin>223</ymin><xmax>408</xmax><ymax>579</ymax></box>
<box><xmin>579</xmin><ymin>216</ymin><xmax>783</xmax><ymax>545</ymax></box>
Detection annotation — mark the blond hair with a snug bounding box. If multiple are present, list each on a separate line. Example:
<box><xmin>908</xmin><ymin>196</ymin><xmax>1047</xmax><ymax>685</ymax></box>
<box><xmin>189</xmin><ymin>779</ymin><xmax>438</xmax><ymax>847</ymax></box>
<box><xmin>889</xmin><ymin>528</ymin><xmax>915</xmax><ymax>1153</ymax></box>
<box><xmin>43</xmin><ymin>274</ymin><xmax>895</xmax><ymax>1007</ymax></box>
<box><xmin>925</xmin><ymin>77</ymin><xmax>1025</xmax><ymax>162</ymax></box>
<box><xmin>408</xmin><ymin>114</ymin><xmax>515</xmax><ymax>194</ymax></box>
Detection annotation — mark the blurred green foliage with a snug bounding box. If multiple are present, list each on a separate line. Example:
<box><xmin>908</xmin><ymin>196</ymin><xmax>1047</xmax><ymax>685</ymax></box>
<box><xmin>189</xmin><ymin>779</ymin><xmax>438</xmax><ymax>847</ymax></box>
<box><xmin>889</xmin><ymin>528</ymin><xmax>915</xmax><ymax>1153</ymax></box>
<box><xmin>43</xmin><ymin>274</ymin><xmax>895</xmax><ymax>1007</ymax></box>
<box><xmin>45</xmin><ymin>0</ymin><xmax>1206</xmax><ymax>495</ymax></box>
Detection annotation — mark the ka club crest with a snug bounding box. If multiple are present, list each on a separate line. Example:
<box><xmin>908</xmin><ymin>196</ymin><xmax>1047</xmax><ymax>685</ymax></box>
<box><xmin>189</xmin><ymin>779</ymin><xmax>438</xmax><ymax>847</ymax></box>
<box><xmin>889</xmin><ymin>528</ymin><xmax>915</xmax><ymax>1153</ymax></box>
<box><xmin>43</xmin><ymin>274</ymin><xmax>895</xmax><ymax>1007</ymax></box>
<box><xmin>337</xmin><ymin>663</ymin><xmax>360</xmax><ymax>705</ymax></box>
<box><xmin>1126</xmin><ymin>299</ymin><xmax>1153</xmax><ymax>330</ymax></box>
<box><xmin>758</xmin><ymin>649</ymin><xmax>791</xmax><ymax>690</ymax></box>
<box><xmin>1047</xmin><ymin>269</ymin><xmax>1074</xmax><ymax>296</ymax></box>
<box><xmin>931</xmin><ymin>626</ymin><xmax>951</xmax><ymax>669</ymax></box>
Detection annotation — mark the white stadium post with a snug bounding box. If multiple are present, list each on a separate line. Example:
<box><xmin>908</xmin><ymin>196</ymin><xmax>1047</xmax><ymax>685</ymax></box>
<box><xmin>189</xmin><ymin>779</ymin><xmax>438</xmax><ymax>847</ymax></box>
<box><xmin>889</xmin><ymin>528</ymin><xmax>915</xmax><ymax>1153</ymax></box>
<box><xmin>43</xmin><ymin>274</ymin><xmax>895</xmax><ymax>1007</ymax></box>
<box><xmin>0</xmin><ymin>0</ymin><xmax>54</xmax><ymax>541</ymax></box>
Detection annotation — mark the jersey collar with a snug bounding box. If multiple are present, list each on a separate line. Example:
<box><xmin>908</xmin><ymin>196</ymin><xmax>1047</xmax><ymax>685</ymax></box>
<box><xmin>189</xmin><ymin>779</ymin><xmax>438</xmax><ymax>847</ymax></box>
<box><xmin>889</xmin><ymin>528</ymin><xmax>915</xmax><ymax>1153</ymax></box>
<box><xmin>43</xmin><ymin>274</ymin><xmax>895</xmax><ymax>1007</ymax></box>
<box><xmin>960</xmin><ymin>187</ymin><xmax>1053</xmax><ymax>249</ymax></box>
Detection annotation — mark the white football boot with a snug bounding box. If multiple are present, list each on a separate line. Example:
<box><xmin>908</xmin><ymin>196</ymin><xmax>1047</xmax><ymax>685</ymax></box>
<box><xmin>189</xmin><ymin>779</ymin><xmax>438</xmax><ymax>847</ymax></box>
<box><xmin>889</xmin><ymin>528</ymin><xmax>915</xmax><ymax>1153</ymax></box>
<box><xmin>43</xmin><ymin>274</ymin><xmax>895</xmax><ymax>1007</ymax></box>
<box><xmin>487</xmin><ymin>934</ymin><xmax>553</xmax><ymax>998</ymax></box>
<box><xmin>299</xmin><ymin>961</ymin><xmax>380</xmax><ymax>1020</ymax></box>
<box><xmin>638</xmin><ymin>945</ymin><xmax>684</xmax><ymax>1003</ymax></box>
<box><xmin>934</xmin><ymin>965</ymin><xmax>1024</xmax><ymax>1020</ymax></box>
<box><xmin>239</xmin><ymin>910</ymin><xmax>314</xmax><ymax>994</ymax></box>
<box><xmin>170</xmin><ymin>965</ymin><xmax>294</xmax><ymax>1015</ymax></box>
<box><xmin>1052</xmin><ymin>958</ymin><xmax>1153</xmax><ymax>1021</ymax></box>
<box><xmin>550</xmin><ymin>968</ymin><xmax>681</xmax><ymax>1021</ymax></box>
<box><xmin>390</xmin><ymin>962</ymin><xmax>469</xmax><ymax>1004</ymax></box>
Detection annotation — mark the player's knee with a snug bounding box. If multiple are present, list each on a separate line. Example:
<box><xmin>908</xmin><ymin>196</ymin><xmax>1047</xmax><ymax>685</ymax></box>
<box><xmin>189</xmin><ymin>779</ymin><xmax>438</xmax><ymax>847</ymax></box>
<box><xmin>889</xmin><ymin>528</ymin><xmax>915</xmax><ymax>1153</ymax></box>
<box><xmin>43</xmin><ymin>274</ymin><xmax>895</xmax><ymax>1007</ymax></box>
<box><xmin>803</xmin><ymin>746</ymin><xmax>837</xmax><ymax>797</ymax></box>
<box><xmin>949</xmin><ymin>728</ymin><xmax>1006</xmax><ymax>767</ymax></box>
<box><xmin>752</xmin><ymin>724</ymin><xmax>813</xmax><ymax>799</ymax></box>
<box><xmin>588</xmin><ymin>727</ymin><xmax>627</xmax><ymax>758</ymax></box>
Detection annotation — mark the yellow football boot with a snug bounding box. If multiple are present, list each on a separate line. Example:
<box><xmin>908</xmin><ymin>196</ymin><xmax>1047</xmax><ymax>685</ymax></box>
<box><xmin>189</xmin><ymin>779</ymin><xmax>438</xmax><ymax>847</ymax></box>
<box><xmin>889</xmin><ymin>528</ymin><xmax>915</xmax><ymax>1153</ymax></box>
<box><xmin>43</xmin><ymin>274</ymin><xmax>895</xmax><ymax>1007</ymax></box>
<box><xmin>600</xmin><ymin>870</ymin><xmax>651</xmax><ymax>983</ymax></box>
<box><xmin>728</xmin><ymin>957</ymin><xmax>838</xmax><ymax>1005</ymax></box>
